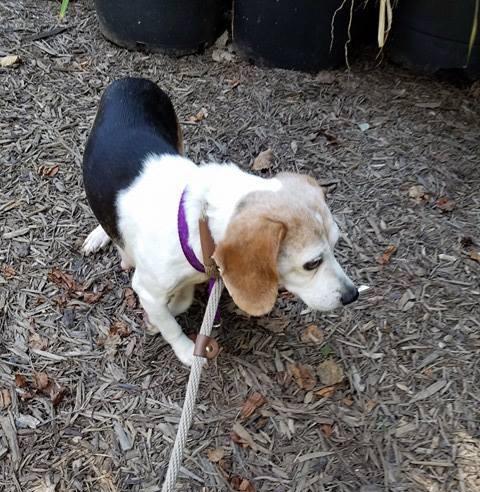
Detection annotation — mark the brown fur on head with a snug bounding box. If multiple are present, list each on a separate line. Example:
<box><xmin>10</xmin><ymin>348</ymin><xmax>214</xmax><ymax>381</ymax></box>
<box><xmin>213</xmin><ymin>173</ymin><xmax>356</xmax><ymax>315</ymax></box>
<box><xmin>213</xmin><ymin>214</ymin><xmax>285</xmax><ymax>316</ymax></box>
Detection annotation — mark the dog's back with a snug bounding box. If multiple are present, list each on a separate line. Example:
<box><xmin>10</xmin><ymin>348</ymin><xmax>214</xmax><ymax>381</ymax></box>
<box><xmin>83</xmin><ymin>77</ymin><xmax>183</xmax><ymax>242</ymax></box>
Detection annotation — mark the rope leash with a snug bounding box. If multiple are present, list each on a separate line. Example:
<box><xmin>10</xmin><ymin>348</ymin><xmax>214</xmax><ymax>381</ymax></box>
<box><xmin>161</xmin><ymin>278</ymin><xmax>224</xmax><ymax>492</ymax></box>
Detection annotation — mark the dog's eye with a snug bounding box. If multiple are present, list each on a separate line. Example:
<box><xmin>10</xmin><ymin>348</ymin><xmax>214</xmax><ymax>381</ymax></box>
<box><xmin>303</xmin><ymin>258</ymin><xmax>323</xmax><ymax>271</ymax></box>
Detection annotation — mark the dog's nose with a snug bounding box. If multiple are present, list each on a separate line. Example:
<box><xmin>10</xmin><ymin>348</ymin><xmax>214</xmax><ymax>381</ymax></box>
<box><xmin>341</xmin><ymin>286</ymin><xmax>359</xmax><ymax>306</ymax></box>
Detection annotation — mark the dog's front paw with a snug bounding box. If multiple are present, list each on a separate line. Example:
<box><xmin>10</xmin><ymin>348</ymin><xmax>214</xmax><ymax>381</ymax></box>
<box><xmin>82</xmin><ymin>225</ymin><xmax>111</xmax><ymax>255</ymax></box>
<box><xmin>172</xmin><ymin>337</ymin><xmax>204</xmax><ymax>367</ymax></box>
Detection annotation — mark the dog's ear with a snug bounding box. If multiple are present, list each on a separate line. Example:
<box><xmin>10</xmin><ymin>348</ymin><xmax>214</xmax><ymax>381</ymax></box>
<box><xmin>213</xmin><ymin>214</ymin><xmax>286</xmax><ymax>316</ymax></box>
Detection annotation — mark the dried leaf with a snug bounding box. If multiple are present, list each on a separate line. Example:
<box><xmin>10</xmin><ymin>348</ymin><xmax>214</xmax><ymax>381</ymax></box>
<box><xmin>436</xmin><ymin>196</ymin><xmax>456</xmax><ymax>212</ymax></box>
<box><xmin>48</xmin><ymin>267</ymin><xmax>78</xmax><ymax>291</ymax></box>
<box><xmin>28</xmin><ymin>332</ymin><xmax>48</xmax><ymax>351</ymax></box>
<box><xmin>231</xmin><ymin>423</ymin><xmax>256</xmax><ymax>450</ymax></box>
<box><xmin>81</xmin><ymin>290</ymin><xmax>103</xmax><ymax>304</ymax></box>
<box><xmin>109</xmin><ymin>321</ymin><xmax>131</xmax><ymax>338</ymax></box>
<box><xmin>1</xmin><ymin>265</ymin><xmax>16</xmax><ymax>279</ymax></box>
<box><xmin>300</xmin><ymin>324</ymin><xmax>325</xmax><ymax>344</ymax></box>
<box><xmin>38</xmin><ymin>164</ymin><xmax>59</xmax><ymax>178</ymax></box>
<box><xmin>317</xmin><ymin>359</ymin><xmax>344</xmax><ymax>386</ymax></box>
<box><xmin>288</xmin><ymin>363</ymin><xmax>317</xmax><ymax>390</ymax></box>
<box><xmin>316</xmin><ymin>71</ymin><xmax>336</xmax><ymax>84</ymax></box>
<box><xmin>320</xmin><ymin>423</ymin><xmax>334</xmax><ymax>438</ymax></box>
<box><xmin>15</xmin><ymin>374</ymin><xmax>27</xmax><ymax>388</ymax></box>
<box><xmin>124</xmin><ymin>288</ymin><xmax>137</xmax><ymax>309</ymax></box>
<box><xmin>251</xmin><ymin>148</ymin><xmax>274</xmax><ymax>171</ymax></box>
<box><xmin>33</xmin><ymin>372</ymin><xmax>49</xmax><ymax>390</ymax></box>
<box><xmin>188</xmin><ymin>108</ymin><xmax>208</xmax><ymax>123</ymax></box>
<box><xmin>207</xmin><ymin>447</ymin><xmax>225</xmax><ymax>463</ymax></box>
<box><xmin>0</xmin><ymin>55</ymin><xmax>20</xmax><ymax>67</ymax></box>
<box><xmin>212</xmin><ymin>49</ymin><xmax>235</xmax><ymax>63</ymax></box>
<box><xmin>315</xmin><ymin>385</ymin><xmax>336</xmax><ymax>398</ymax></box>
<box><xmin>240</xmin><ymin>392</ymin><xmax>267</xmax><ymax>419</ymax></box>
<box><xmin>377</xmin><ymin>244</ymin><xmax>397</xmax><ymax>265</ymax></box>
<box><xmin>468</xmin><ymin>250</ymin><xmax>480</xmax><ymax>262</ymax></box>
<box><xmin>214</xmin><ymin>30</ymin><xmax>229</xmax><ymax>49</ymax></box>
<box><xmin>342</xmin><ymin>396</ymin><xmax>354</xmax><ymax>407</ymax></box>
<box><xmin>408</xmin><ymin>184</ymin><xmax>430</xmax><ymax>204</ymax></box>
<box><xmin>0</xmin><ymin>389</ymin><xmax>11</xmax><ymax>409</ymax></box>
<box><xmin>48</xmin><ymin>382</ymin><xmax>67</xmax><ymax>407</ymax></box>
<box><xmin>49</xmin><ymin>268</ymin><xmax>106</xmax><ymax>304</ymax></box>
<box><xmin>230</xmin><ymin>476</ymin><xmax>256</xmax><ymax>492</ymax></box>
<box><xmin>239</xmin><ymin>479</ymin><xmax>255</xmax><ymax>492</ymax></box>
<box><xmin>365</xmin><ymin>399</ymin><xmax>377</xmax><ymax>412</ymax></box>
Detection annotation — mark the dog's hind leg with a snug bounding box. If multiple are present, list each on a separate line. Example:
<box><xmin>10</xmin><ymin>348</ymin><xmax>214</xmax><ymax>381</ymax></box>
<box><xmin>82</xmin><ymin>225</ymin><xmax>111</xmax><ymax>255</ymax></box>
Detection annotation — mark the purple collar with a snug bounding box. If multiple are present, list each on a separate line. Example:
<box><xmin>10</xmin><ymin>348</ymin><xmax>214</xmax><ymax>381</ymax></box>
<box><xmin>178</xmin><ymin>188</ymin><xmax>220</xmax><ymax>322</ymax></box>
<box><xmin>178</xmin><ymin>188</ymin><xmax>205</xmax><ymax>273</ymax></box>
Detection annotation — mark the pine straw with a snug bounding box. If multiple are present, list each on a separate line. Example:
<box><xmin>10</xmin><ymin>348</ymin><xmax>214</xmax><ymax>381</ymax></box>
<box><xmin>1</xmin><ymin>1</ymin><xmax>480</xmax><ymax>491</ymax></box>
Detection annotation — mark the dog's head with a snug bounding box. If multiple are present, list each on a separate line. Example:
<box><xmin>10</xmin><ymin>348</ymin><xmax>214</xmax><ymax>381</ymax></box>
<box><xmin>213</xmin><ymin>173</ymin><xmax>358</xmax><ymax>316</ymax></box>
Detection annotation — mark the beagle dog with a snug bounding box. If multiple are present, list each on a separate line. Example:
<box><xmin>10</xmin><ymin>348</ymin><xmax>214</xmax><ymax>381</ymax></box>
<box><xmin>82</xmin><ymin>77</ymin><xmax>358</xmax><ymax>366</ymax></box>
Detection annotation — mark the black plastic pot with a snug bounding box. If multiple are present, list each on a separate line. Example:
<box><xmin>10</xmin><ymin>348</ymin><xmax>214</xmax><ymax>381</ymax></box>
<box><xmin>389</xmin><ymin>0</ymin><xmax>480</xmax><ymax>78</ymax></box>
<box><xmin>233</xmin><ymin>0</ymin><xmax>354</xmax><ymax>72</ymax></box>
<box><xmin>94</xmin><ymin>0</ymin><xmax>228</xmax><ymax>55</ymax></box>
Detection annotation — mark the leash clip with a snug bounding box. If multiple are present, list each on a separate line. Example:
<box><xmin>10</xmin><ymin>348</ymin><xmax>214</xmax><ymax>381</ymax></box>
<box><xmin>193</xmin><ymin>334</ymin><xmax>219</xmax><ymax>359</ymax></box>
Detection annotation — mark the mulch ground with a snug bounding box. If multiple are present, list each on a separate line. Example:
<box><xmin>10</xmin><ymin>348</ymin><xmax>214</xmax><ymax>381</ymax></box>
<box><xmin>1</xmin><ymin>1</ymin><xmax>480</xmax><ymax>491</ymax></box>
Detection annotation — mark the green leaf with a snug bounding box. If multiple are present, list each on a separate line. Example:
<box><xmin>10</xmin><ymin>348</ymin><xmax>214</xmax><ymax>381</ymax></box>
<box><xmin>320</xmin><ymin>345</ymin><xmax>334</xmax><ymax>358</ymax></box>
<box><xmin>59</xmin><ymin>0</ymin><xmax>70</xmax><ymax>19</ymax></box>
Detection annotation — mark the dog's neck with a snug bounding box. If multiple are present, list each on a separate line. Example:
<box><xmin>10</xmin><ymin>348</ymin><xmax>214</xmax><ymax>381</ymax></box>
<box><xmin>184</xmin><ymin>163</ymin><xmax>282</xmax><ymax>259</ymax></box>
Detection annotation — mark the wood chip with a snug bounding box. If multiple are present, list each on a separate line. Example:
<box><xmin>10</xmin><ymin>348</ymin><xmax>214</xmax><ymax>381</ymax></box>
<box><xmin>124</xmin><ymin>287</ymin><xmax>137</xmax><ymax>309</ymax></box>
<box><xmin>410</xmin><ymin>379</ymin><xmax>447</xmax><ymax>403</ymax></box>
<box><xmin>0</xmin><ymin>416</ymin><xmax>21</xmax><ymax>468</ymax></box>
<box><xmin>113</xmin><ymin>420</ymin><xmax>133</xmax><ymax>451</ymax></box>
<box><xmin>0</xmin><ymin>389</ymin><xmax>12</xmax><ymax>410</ymax></box>
<box><xmin>231</xmin><ymin>422</ymin><xmax>256</xmax><ymax>450</ymax></box>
